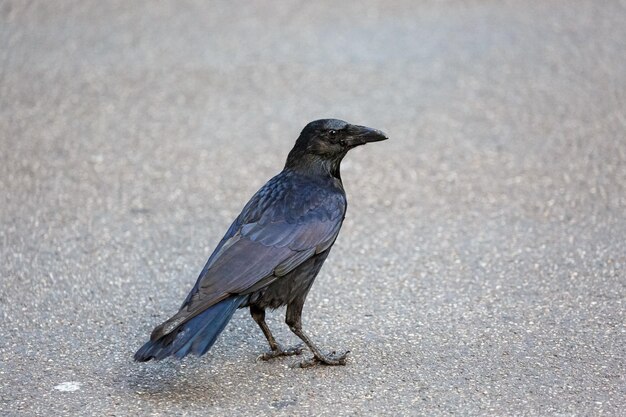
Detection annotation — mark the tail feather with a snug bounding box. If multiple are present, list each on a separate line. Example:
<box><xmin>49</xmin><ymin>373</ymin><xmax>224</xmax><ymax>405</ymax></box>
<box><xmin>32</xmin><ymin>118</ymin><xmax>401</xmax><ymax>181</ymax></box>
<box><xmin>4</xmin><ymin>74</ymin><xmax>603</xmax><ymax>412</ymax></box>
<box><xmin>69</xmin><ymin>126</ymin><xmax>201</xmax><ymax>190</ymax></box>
<box><xmin>134</xmin><ymin>295</ymin><xmax>246</xmax><ymax>362</ymax></box>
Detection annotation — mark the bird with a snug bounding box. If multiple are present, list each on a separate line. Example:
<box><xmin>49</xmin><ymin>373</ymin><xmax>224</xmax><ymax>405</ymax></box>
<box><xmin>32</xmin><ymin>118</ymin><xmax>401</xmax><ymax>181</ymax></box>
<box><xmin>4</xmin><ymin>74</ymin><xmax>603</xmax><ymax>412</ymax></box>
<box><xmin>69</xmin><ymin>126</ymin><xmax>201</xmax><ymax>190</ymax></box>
<box><xmin>134</xmin><ymin>118</ymin><xmax>388</xmax><ymax>368</ymax></box>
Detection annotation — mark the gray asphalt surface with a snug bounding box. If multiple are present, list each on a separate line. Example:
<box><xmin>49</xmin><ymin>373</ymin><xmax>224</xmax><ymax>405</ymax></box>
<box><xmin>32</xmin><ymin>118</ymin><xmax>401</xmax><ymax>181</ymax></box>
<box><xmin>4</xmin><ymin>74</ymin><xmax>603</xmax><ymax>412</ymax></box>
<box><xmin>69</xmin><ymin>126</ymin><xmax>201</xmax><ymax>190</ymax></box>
<box><xmin>1</xmin><ymin>1</ymin><xmax>625</xmax><ymax>415</ymax></box>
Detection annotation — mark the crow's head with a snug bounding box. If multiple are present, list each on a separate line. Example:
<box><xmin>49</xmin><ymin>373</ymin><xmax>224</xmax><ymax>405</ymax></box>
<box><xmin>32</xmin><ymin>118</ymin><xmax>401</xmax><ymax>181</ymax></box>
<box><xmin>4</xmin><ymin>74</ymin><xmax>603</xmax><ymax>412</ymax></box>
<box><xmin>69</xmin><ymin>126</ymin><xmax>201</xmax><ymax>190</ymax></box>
<box><xmin>286</xmin><ymin>119</ymin><xmax>388</xmax><ymax>177</ymax></box>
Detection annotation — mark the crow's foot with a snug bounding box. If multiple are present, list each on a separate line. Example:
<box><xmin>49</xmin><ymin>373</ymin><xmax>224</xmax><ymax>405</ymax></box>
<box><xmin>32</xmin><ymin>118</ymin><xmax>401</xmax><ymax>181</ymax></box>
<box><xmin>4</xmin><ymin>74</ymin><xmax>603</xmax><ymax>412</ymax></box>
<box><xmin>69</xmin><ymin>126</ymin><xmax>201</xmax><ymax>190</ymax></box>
<box><xmin>292</xmin><ymin>350</ymin><xmax>350</xmax><ymax>368</ymax></box>
<box><xmin>257</xmin><ymin>344</ymin><xmax>304</xmax><ymax>361</ymax></box>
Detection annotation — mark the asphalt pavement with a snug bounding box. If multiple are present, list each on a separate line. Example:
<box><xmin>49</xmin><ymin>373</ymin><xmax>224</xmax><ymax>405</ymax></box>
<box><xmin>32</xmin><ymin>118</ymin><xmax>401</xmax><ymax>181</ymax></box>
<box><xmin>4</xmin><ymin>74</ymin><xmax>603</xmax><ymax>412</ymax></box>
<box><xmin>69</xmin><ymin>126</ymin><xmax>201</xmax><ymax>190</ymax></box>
<box><xmin>1</xmin><ymin>1</ymin><xmax>625</xmax><ymax>415</ymax></box>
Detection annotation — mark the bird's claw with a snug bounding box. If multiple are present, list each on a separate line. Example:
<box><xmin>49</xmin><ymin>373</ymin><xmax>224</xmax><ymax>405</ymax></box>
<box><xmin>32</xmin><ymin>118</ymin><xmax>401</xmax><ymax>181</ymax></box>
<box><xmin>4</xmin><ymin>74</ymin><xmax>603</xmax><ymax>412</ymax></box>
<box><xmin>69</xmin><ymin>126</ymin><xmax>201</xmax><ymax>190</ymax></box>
<box><xmin>291</xmin><ymin>349</ymin><xmax>350</xmax><ymax>368</ymax></box>
<box><xmin>256</xmin><ymin>344</ymin><xmax>305</xmax><ymax>361</ymax></box>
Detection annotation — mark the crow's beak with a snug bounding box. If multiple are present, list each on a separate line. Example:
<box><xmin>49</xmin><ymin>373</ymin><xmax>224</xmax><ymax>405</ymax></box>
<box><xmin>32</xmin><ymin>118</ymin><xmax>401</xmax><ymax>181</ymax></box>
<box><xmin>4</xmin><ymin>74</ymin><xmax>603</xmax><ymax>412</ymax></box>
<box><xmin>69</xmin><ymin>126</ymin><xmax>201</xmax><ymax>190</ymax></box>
<box><xmin>346</xmin><ymin>124</ymin><xmax>389</xmax><ymax>147</ymax></box>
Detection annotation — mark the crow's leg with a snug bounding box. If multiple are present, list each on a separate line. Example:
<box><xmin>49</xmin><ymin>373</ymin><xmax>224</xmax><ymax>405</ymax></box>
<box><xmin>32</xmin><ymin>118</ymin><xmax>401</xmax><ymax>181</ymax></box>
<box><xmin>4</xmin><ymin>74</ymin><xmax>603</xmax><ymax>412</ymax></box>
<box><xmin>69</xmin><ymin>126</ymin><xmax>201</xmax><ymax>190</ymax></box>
<box><xmin>285</xmin><ymin>300</ymin><xmax>349</xmax><ymax>368</ymax></box>
<box><xmin>250</xmin><ymin>305</ymin><xmax>303</xmax><ymax>360</ymax></box>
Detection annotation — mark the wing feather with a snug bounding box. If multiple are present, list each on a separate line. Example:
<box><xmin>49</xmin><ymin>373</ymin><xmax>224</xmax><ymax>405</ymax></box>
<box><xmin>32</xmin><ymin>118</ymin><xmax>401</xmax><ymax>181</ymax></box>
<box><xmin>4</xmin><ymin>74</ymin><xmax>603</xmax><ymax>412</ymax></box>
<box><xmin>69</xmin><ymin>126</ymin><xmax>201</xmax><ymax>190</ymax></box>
<box><xmin>165</xmin><ymin>171</ymin><xmax>346</xmax><ymax>330</ymax></box>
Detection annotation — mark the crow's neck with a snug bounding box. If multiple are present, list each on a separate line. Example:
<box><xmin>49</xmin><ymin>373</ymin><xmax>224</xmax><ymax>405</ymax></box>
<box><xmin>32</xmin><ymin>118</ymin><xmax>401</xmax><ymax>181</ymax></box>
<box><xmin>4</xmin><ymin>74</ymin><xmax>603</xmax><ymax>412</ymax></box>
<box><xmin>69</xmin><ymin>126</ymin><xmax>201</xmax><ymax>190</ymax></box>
<box><xmin>285</xmin><ymin>152</ymin><xmax>345</xmax><ymax>181</ymax></box>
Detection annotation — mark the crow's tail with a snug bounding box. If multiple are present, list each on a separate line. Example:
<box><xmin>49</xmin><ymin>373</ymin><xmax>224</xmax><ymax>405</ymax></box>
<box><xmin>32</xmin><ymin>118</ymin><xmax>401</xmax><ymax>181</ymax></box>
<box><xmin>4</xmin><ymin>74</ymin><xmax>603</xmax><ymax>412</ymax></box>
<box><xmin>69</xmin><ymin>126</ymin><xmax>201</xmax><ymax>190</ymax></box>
<box><xmin>134</xmin><ymin>295</ymin><xmax>246</xmax><ymax>362</ymax></box>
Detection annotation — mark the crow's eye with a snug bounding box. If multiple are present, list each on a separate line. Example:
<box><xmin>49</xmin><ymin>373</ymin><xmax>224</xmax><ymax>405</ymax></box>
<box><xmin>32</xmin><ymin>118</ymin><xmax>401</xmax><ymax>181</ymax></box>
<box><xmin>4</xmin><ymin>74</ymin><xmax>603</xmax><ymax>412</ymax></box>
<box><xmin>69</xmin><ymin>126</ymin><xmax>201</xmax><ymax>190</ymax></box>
<box><xmin>328</xmin><ymin>130</ymin><xmax>337</xmax><ymax>136</ymax></box>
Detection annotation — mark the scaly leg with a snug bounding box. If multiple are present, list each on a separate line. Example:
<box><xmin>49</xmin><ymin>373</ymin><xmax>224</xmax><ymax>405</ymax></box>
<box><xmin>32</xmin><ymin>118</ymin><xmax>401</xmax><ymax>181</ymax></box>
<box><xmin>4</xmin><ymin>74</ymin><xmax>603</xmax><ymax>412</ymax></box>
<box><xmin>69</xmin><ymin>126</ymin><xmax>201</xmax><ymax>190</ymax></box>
<box><xmin>250</xmin><ymin>305</ymin><xmax>303</xmax><ymax>360</ymax></box>
<box><xmin>285</xmin><ymin>300</ymin><xmax>349</xmax><ymax>368</ymax></box>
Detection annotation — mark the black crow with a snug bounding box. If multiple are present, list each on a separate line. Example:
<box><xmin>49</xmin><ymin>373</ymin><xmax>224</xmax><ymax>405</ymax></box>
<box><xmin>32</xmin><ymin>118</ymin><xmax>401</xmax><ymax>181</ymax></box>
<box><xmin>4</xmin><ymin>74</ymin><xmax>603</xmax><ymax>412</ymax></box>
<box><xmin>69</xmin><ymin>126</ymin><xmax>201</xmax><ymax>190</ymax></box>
<box><xmin>134</xmin><ymin>119</ymin><xmax>388</xmax><ymax>367</ymax></box>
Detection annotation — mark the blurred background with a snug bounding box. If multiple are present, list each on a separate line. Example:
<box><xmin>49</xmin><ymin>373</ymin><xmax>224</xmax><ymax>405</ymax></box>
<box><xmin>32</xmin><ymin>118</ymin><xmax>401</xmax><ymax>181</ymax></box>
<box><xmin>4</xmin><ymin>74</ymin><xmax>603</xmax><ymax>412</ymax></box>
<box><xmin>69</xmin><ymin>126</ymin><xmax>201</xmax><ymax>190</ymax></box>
<box><xmin>1</xmin><ymin>1</ymin><xmax>624</xmax><ymax>415</ymax></box>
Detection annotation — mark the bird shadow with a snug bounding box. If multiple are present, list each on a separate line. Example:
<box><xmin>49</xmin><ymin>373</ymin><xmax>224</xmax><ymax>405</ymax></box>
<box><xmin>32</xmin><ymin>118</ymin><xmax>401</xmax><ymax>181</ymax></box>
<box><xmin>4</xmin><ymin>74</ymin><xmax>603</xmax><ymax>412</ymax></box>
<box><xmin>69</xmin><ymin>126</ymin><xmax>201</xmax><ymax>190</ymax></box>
<box><xmin>122</xmin><ymin>342</ymin><xmax>282</xmax><ymax>405</ymax></box>
<box><xmin>125</xmin><ymin>358</ymin><xmax>232</xmax><ymax>404</ymax></box>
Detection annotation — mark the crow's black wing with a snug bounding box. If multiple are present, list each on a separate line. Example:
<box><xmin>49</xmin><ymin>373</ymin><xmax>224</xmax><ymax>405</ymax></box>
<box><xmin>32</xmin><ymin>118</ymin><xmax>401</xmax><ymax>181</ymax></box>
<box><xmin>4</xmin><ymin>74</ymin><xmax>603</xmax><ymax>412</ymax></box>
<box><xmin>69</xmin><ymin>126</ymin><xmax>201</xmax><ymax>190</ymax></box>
<box><xmin>153</xmin><ymin>171</ymin><xmax>345</xmax><ymax>338</ymax></box>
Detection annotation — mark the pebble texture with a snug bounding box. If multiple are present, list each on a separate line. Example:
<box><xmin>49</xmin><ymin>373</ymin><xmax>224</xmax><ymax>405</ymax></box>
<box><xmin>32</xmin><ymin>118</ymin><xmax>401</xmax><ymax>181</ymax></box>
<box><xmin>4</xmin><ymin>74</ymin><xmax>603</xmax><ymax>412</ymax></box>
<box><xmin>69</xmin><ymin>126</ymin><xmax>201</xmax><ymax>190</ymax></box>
<box><xmin>1</xmin><ymin>0</ymin><xmax>625</xmax><ymax>415</ymax></box>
